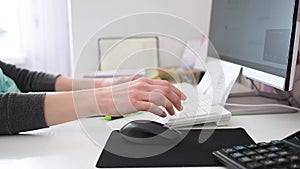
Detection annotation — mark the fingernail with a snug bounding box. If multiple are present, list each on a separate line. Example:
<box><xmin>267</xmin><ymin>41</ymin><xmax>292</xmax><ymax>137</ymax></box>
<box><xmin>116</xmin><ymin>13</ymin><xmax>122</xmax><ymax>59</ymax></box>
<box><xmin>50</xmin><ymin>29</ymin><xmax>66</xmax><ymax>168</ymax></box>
<box><xmin>178</xmin><ymin>105</ymin><xmax>183</xmax><ymax>111</ymax></box>
<box><xmin>182</xmin><ymin>94</ymin><xmax>187</xmax><ymax>100</ymax></box>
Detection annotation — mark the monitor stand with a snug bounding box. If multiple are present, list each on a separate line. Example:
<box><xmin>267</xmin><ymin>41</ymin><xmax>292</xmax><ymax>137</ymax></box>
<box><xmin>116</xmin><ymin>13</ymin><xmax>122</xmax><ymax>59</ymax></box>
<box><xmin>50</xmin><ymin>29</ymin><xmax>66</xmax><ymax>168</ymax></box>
<box><xmin>226</xmin><ymin>80</ymin><xmax>298</xmax><ymax>115</ymax></box>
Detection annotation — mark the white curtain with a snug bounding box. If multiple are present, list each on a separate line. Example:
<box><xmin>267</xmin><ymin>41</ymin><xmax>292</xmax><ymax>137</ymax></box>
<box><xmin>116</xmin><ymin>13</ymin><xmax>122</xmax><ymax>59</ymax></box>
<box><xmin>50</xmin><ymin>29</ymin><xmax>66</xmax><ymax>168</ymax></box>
<box><xmin>18</xmin><ymin>0</ymin><xmax>71</xmax><ymax>76</ymax></box>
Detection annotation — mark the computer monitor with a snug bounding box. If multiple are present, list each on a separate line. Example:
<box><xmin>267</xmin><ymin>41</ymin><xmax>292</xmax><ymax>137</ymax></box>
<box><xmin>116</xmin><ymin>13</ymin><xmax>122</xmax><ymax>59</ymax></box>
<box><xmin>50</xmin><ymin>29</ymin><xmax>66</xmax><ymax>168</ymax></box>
<box><xmin>208</xmin><ymin>0</ymin><xmax>300</xmax><ymax>92</ymax></box>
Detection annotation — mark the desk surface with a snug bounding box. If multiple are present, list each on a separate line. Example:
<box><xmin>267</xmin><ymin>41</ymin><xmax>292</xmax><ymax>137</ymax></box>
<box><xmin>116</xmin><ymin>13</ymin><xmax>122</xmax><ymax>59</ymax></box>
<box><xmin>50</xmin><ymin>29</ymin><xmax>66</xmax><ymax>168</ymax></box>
<box><xmin>0</xmin><ymin>112</ymin><xmax>300</xmax><ymax>169</ymax></box>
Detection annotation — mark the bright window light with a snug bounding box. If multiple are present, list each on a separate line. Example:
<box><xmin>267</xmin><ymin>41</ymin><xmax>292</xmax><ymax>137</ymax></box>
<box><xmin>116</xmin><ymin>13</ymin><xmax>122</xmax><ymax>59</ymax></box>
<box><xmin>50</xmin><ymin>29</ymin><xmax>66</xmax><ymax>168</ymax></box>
<box><xmin>0</xmin><ymin>0</ymin><xmax>22</xmax><ymax>60</ymax></box>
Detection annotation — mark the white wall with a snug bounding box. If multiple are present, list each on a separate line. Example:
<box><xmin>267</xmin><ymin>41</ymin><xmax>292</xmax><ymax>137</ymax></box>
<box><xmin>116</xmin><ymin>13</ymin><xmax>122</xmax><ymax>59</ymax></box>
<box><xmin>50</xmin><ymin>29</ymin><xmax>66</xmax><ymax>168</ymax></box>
<box><xmin>68</xmin><ymin>0</ymin><xmax>212</xmax><ymax>76</ymax></box>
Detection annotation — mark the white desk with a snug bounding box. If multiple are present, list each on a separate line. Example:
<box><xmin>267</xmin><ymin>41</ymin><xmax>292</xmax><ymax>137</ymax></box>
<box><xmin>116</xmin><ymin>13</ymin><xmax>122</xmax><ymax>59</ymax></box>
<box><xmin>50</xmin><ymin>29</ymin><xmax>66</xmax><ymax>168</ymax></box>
<box><xmin>0</xmin><ymin>112</ymin><xmax>300</xmax><ymax>169</ymax></box>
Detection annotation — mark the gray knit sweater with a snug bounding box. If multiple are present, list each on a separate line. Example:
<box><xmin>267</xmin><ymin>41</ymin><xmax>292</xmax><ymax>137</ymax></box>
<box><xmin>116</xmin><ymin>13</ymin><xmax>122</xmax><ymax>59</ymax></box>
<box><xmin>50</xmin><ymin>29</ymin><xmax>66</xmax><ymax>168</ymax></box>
<box><xmin>0</xmin><ymin>61</ymin><xmax>58</xmax><ymax>134</ymax></box>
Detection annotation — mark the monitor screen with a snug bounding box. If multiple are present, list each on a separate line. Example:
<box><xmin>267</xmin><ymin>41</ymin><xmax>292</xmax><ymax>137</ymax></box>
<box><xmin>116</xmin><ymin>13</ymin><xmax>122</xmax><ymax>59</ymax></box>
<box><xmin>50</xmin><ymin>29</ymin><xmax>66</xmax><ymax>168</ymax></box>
<box><xmin>209</xmin><ymin>0</ymin><xmax>299</xmax><ymax>91</ymax></box>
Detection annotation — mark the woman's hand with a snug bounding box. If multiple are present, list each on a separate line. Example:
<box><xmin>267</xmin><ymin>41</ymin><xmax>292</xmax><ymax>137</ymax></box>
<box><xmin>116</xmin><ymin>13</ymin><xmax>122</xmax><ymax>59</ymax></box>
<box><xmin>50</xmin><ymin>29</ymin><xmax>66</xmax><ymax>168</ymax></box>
<box><xmin>95</xmin><ymin>77</ymin><xmax>186</xmax><ymax>117</ymax></box>
<box><xmin>45</xmin><ymin>77</ymin><xmax>186</xmax><ymax>126</ymax></box>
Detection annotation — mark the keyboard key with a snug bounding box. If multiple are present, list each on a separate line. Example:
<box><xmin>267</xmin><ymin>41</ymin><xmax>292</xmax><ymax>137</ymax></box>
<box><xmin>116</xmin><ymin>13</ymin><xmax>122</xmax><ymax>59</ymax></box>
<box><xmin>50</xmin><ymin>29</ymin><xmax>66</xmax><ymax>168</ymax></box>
<box><xmin>233</xmin><ymin>146</ymin><xmax>247</xmax><ymax>151</ymax></box>
<box><xmin>257</xmin><ymin>142</ymin><xmax>271</xmax><ymax>148</ymax></box>
<box><xmin>238</xmin><ymin>156</ymin><xmax>253</xmax><ymax>163</ymax></box>
<box><xmin>243</xmin><ymin>150</ymin><xmax>257</xmax><ymax>156</ymax></box>
<box><xmin>222</xmin><ymin>148</ymin><xmax>236</xmax><ymax>155</ymax></box>
<box><xmin>265</xmin><ymin>152</ymin><xmax>279</xmax><ymax>158</ymax></box>
<box><xmin>261</xmin><ymin>159</ymin><xmax>276</xmax><ymax>167</ymax></box>
<box><xmin>271</xmin><ymin>140</ymin><xmax>284</xmax><ymax>146</ymax></box>
<box><xmin>268</xmin><ymin>146</ymin><xmax>281</xmax><ymax>152</ymax></box>
<box><xmin>287</xmin><ymin>155</ymin><xmax>300</xmax><ymax>163</ymax></box>
<box><xmin>252</xmin><ymin>155</ymin><xmax>266</xmax><ymax>161</ymax></box>
<box><xmin>277</xmin><ymin>151</ymin><xmax>290</xmax><ymax>157</ymax></box>
<box><xmin>246</xmin><ymin>162</ymin><xmax>263</xmax><ymax>169</ymax></box>
<box><xmin>230</xmin><ymin>152</ymin><xmax>244</xmax><ymax>158</ymax></box>
<box><xmin>270</xmin><ymin>141</ymin><xmax>288</xmax><ymax>149</ymax></box>
<box><xmin>256</xmin><ymin>149</ymin><xmax>269</xmax><ymax>154</ymax></box>
<box><xmin>275</xmin><ymin>157</ymin><xmax>289</xmax><ymax>166</ymax></box>
<box><xmin>247</xmin><ymin>144</ymin><xmax>259</xmax><ymax>150</ymax></box>
<box><xmin>290</xmin><ymin>164</ymin><xmax>300</xmax><ymax>169</ymax></box>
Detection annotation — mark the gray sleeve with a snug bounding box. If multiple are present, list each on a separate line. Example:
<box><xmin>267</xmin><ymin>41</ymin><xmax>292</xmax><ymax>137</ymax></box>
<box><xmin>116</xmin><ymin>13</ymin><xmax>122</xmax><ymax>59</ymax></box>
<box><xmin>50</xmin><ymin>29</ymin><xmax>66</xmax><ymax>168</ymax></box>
<box><xmin>0</xmin><ymin>61</ymin><xmax>59</xmax><ymax>92</ymax></box>
<box><xmin>0</xmin><ymin>93</ymin><xmax>48</xmax><ymax>135</ymax></box>
<box><xmin>0</xmin><ymin>61</ymin><xmax>57</xmax><ymax>134</ymax></box>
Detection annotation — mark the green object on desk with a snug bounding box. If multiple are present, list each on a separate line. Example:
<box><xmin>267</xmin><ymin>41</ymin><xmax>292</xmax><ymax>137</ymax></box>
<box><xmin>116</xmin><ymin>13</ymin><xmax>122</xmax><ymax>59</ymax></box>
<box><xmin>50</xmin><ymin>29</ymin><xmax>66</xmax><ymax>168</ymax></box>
<box><xmin>102</xmin><ymin>116</ymin><xmax>113</xmax><ymax>121</ymax></box>
<box><xmin>101</xmin><ymin>112</ymin><xmax>143</xmax><ymax>121</ymax></box>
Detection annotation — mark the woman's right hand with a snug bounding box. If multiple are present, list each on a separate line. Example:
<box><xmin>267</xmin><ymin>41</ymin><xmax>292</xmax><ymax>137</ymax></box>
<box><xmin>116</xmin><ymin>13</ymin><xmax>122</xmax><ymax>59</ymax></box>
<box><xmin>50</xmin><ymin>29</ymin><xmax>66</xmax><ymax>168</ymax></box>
<box><xmin>94</xmin><ymin>77</ymin><xmax>187</xmax><ymax>117</ymax></box>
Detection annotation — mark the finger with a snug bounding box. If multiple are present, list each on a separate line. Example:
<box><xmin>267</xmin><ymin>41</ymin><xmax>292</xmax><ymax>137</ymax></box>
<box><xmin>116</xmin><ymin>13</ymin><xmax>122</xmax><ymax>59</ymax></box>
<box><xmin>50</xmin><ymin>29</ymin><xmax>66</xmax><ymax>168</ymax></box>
<box><xmin>171</xmin><ymin>85</ymin><xmax>187</xmax><ymax>100</ymax></box>
<box><xmin>135</xmin><ymin>90</ymin><xmax>177</xmax><ymax>115</ymax></box>
<box><xmin>136</xmin><ymin>102</ymin><xmax>167</xmax><ymax>117</ymax></box>
<box><xmin>162</xmin><ymin>100</ymin><xmax>176</xmax><ymax>116</ymax></box>
<box><xmin>152</xmin><ymin>88</ymin><xmax>182</xmax><ymax>112</ymax></box>
<box><xmin>147</xmin><ymin>79</ymin><xmax>187</xmax><ymax>100</ymax></box>
<box><xmin>148</xmin><ymin>91</ymin><xmax>176</xmax><ymax>116</ymax></box>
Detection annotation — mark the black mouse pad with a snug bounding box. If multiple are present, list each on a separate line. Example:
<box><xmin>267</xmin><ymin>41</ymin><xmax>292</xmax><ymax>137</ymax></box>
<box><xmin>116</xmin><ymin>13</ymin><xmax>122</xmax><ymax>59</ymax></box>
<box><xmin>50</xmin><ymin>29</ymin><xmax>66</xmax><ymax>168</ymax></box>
<box><xmin>96</xmin><ymin>128</ymin><xmax>255</xmax><ymax>168</ymax></box>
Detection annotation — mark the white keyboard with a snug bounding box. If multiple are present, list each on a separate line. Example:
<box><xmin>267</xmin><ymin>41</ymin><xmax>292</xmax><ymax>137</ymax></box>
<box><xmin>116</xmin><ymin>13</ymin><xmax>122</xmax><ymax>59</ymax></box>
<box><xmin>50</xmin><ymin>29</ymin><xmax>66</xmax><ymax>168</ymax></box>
<box><xmin>163</xmin><ymin>83</ymin><xmax>232</xmax><ymax>128</ymax></box>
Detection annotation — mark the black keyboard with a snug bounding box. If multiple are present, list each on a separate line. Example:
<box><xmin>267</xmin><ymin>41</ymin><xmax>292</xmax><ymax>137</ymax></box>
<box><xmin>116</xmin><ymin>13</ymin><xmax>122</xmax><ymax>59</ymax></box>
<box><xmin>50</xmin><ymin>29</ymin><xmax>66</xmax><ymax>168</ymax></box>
<box><xmin>213</xmin><ymin>131</ymin><xmax>300</xmax><ymax>169</ymax></box>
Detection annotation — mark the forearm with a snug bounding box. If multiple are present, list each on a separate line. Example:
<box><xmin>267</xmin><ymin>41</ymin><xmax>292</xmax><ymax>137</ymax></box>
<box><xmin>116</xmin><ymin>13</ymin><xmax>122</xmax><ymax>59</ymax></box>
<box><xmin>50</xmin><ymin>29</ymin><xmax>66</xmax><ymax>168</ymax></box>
<box><xmin>54</xmin><ymin>76</ymin><xmax>103</xmax><ymax>91</ymax></box>
<box><xmin>54</xmin><ymin>76</ymin><xmax>139</xmax><ymax>91</ymax></box>
<box><xmin>44</xmin><ymin>90</ymin><xmax>100</xmax><ymax>126</ymax></box>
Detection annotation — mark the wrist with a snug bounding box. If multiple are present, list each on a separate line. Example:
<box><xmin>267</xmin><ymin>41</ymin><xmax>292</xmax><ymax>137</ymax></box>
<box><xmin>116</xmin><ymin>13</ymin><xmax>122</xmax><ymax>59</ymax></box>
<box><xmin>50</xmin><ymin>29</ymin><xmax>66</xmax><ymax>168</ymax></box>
<box><xmin>55</xmin><ymin>76</ymin><xmax>73</xmax><ymax>91</ymax></box>
<box><xmin>72</xmin><ymin>89</ymin><xmax>103</xmax><ymax>117</ymax></box>
<box><xmin>94</xmin><ymin>79</ymin><xmax>107</xmax><ymax>88</ymax></box>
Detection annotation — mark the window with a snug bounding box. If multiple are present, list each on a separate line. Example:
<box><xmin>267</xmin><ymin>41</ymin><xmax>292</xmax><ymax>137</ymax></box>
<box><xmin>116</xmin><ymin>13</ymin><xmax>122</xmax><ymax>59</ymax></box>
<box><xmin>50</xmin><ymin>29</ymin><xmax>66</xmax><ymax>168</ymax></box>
<box><xmin>0</xmin><ymin>0</ymin><xmax>23</xmax><ymax>64</ymax></box>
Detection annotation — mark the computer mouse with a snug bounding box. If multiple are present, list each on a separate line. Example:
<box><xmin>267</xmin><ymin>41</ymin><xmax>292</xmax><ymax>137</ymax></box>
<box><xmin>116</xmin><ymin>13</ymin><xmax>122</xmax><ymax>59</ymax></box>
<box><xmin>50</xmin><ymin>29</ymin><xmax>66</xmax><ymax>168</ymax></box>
<box><xmin>120</xmin><ymin>120</ymin><xmax>182</xmax><ymax>145</ymax></box>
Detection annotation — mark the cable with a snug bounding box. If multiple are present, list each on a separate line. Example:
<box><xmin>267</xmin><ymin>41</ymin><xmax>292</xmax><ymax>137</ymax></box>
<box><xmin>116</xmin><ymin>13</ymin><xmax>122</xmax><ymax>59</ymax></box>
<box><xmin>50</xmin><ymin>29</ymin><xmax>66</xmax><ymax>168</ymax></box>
<box><xmin>225</xmin><ymin>103</ymin><xmax>300</xmax><ymax>112</ymax></box>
